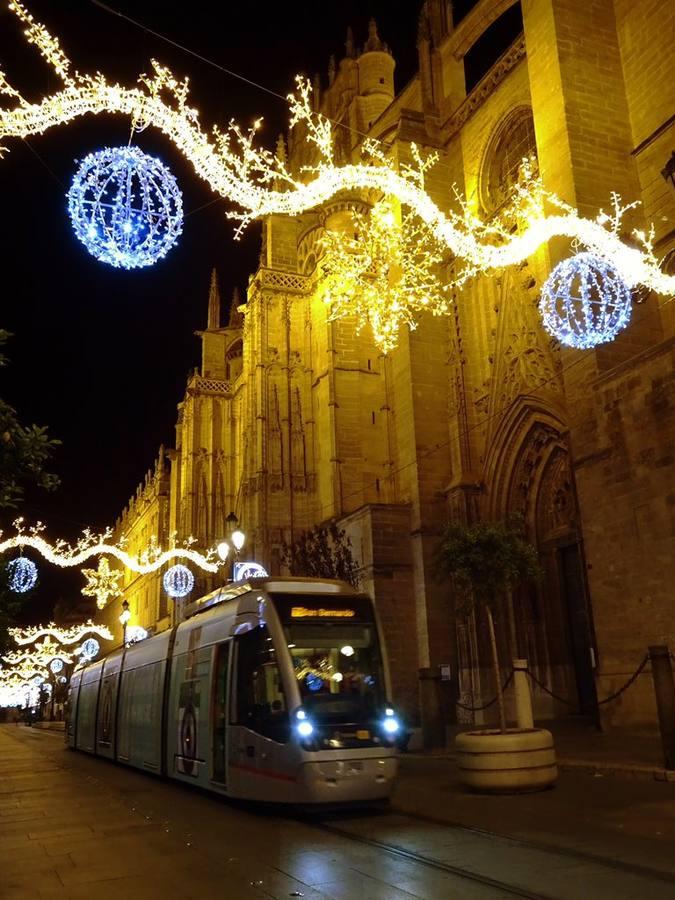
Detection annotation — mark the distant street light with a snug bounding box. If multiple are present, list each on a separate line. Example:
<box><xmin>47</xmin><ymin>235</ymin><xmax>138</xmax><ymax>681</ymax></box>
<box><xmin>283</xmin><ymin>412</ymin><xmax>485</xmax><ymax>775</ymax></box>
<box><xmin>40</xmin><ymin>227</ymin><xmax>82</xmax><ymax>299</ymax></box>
<box><xmin>218</xmin><ymin>513</ymin><xmax>246</xmax><ymax>581</ymax></box>
<box><xmin>119</xmin><ymin>599</ymin><xmax>131</xmax><ymax>646</ymax></box>
<box><xmin>216</xmin><ymin>541</ymin><xmax>230</xmax><ymax>563</ymax></box>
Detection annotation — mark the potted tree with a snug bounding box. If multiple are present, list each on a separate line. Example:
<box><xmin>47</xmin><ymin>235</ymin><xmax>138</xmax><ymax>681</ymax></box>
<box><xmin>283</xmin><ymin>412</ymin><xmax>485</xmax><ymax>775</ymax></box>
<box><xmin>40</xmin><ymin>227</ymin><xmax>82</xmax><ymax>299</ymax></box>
<box><xmin>435</xmin><ymin>516</ymin><xmax>557</xmax><ymax>793</ymax></box>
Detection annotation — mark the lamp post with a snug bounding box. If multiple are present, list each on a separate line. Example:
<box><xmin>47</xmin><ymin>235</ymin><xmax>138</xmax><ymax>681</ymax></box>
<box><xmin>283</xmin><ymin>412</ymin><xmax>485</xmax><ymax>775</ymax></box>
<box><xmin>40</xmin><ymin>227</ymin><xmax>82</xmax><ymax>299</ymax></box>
<box><xmin>218</xmin><ymin>512</ymin><xmax>246</xmax><ymax>582</ymax></box>
<box><xmin>119</xmin><ymin>599</ymin><xmax>130</xmax><ymax>646</ymax></box>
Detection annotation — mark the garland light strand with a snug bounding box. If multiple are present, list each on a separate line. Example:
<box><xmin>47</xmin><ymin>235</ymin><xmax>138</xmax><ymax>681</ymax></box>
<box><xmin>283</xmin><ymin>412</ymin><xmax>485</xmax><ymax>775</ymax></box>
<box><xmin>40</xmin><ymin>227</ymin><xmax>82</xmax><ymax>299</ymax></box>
<box><xmin>0</xmin><ymin>519</ymin><xmax>219</xmax><ymax>574</ymax></box>
<box><xmin>9</xmin><ymin>620</ymin><xmax>114</xmax><ymax>646</ymax></box>
<box><xmin>0</xmin><ymin>2</ymin><xmax>672</xmax><ymax>350</ymax></box>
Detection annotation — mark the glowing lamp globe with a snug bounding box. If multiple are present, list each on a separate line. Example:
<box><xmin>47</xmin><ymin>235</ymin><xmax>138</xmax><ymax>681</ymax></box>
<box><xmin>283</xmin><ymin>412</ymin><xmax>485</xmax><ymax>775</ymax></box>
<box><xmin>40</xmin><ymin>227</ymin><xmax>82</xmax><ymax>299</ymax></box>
<box><xmin>163</xmin><ymin>564</ymin><xmax>194</xmax><ymax>598</ymax></box>
<box><xmin>80</xmin><ymin>638</ymin><xmax>100</xmax><ymax>661</ymax></box>
<box><xmin>7</xmin><ymin>557</ymin><xmax>38</xmax><ymax>593</ymax></box>
<box><xmin>49</xmin><ymin>658</ymin><xmax>64</xmax><ymax>674</ymax></box>
<box><xmin>539</xmin><ymin>252</ymin><xmax>632</xmax><ymax>349</ymax></box>
<box><xmin>67</xmin><ymin>146</ymin><xmax>183</xmax><ymax>269</ymax></box>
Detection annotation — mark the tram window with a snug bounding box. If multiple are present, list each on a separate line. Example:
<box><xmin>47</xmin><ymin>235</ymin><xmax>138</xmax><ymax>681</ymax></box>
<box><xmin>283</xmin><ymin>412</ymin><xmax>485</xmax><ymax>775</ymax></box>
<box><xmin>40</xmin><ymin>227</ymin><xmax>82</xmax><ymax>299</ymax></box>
<box><xmin>285</xmin><ymin>623</ymin><xmax>385</xmax><ymax>720</ymax></box>
<box><xmin>234</xmin><ymin>626</ymin><xmax>289</xmax><ymax>743</ymax></box>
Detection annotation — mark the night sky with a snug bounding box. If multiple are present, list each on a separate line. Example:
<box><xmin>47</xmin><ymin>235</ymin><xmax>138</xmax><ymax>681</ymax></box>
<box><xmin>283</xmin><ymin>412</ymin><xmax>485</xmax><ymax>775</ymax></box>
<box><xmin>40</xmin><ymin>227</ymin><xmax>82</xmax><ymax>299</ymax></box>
<box><xmin>0</xmin><ymin>1</ymin><xmax>427</xmax><ymax>620</ymax></box>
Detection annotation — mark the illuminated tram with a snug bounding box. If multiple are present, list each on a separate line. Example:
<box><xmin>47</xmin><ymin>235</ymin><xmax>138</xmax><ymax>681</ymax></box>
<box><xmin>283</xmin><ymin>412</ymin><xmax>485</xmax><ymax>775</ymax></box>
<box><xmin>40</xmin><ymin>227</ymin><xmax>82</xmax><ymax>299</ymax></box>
<box><xmin>67</xmin><ymin>578</ymin><xmax>400</xmax><ymax>803</ymax></box>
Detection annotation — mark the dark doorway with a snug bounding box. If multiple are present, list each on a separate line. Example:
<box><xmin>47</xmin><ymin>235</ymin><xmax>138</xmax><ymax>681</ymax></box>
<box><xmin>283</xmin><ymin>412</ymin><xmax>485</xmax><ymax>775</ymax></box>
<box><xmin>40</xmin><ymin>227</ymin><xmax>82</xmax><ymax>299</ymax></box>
<box><xmin>559</xmin><ymin>543</ymin><xmax>597</xmax><ymax>716</ymax></box>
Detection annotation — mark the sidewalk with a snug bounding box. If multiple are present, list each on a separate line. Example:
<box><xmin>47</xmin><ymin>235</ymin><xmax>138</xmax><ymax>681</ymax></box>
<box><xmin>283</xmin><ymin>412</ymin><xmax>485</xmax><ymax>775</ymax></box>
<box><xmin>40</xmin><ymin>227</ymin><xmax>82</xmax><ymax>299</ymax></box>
<box><xmin>407</xmin><ymin>718</ymin><xmax>672</xmax><ymax>781</ymax></box>
<box><xmin>391</xmin><ymin>721</ymin><xmax>675</xmax><ymax>879</ymax></box>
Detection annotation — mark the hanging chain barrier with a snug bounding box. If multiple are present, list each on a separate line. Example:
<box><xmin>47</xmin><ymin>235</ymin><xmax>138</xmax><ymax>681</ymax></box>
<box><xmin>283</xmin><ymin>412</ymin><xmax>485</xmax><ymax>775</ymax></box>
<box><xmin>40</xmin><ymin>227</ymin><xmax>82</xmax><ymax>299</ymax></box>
<box><xmin>596</xmin><ymin>654</ymin><xmax>650</xmax><ymax>706</ymax></box>
<box><xmin>455</xmin><ymin>670</ymin><xmax>514</xmax><ymax>712</ymax></box>
<box><xmin>457</xmin><ymin>654</ymin><xmax>652</xmax><ymax>713</ymax></box>
<box><xmin>526</xmin><ymin>655</ymin><xmax>651</xmax><ymax>707</ymax></box>
<box><xmin>525</xmin><ymin>669</ymin><xmax>577</xmax><ymax>707</ymax></box>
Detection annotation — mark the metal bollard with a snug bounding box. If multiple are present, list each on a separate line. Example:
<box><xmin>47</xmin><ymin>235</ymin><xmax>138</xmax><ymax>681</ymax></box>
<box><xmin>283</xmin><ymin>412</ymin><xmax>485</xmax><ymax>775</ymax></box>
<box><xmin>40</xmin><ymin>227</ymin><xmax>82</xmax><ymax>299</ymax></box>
<box><xmin>513</xmin><ymin>659</ymin><xmax>534</xmax><ymax>730</ymax></box>
<box><xmin>648</xmin><ymin>645</ymin><xmax>675</xmax><ymax>770</ymax></box>
<box><xmin>418</xmin><ymin>667</ymin><xmax>445</xmax><ymax>749</ymax></box>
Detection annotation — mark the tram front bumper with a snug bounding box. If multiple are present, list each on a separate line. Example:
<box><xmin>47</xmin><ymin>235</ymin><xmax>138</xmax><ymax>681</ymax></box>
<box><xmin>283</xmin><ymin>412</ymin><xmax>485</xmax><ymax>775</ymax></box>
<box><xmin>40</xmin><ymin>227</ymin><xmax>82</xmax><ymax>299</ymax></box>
<box><xmin>299</xmin><ymin>755</ymin><xmax>398</xmax><ymax>803</ymax></box>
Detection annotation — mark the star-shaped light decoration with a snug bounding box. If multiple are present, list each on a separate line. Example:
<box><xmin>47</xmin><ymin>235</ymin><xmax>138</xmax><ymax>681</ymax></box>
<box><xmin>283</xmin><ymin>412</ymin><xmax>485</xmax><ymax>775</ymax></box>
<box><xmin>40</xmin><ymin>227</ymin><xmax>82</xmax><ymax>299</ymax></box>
<box><xmin>320</xmin><ymin>197</ymin><xmax>453</xmax><ymax>353</ymax></box>
<box><xmin>81</xmin><ymin>557</ymin><xmax>123</xmax><ymax>609</ymax></box>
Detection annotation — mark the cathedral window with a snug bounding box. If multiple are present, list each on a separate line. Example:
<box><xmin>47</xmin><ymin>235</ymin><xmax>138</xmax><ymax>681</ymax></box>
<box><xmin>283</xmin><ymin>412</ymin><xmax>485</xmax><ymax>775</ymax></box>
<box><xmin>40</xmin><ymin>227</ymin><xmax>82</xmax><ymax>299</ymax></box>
<box><xmin>481</xmin><ymin>107</ymin><xmax>537</xmax><ymax>216</ymax></box>
<box><xmin>226</xmin><ymin>339</ymin><xmax>243</xmax><ymax>382</ymax></box>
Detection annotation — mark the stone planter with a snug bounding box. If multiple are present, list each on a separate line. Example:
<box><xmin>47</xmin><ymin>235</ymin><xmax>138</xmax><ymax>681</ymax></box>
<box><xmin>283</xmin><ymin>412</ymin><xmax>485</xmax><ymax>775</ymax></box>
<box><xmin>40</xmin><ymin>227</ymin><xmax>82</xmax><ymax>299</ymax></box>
<box><xmin>455</xmin><ymin>727</ymin><xmax>557</xmax><ymax>793</ymax></box>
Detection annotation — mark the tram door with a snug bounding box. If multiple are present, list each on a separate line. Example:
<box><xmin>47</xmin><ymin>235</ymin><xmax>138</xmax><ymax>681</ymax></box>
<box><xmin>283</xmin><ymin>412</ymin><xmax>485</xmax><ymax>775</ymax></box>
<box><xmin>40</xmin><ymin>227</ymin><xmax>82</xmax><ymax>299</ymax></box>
<box><xmin>211</xmin><ymin>642</ymin><xmax>230</xmax><ymax>784</ymax></box>
<box><xmin>229</xmin><ymin>626</ymin><xmax>292</xmax><ymax>799</ymax></box>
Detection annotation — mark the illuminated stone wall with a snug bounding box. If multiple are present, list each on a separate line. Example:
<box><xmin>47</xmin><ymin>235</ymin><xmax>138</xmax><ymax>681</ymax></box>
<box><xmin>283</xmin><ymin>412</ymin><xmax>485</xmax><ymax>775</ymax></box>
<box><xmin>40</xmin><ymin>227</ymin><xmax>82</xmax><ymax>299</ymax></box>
<box><xmin>112</xmin><ymin>0</ymin><xmax>674</xmax><ymax>728</ymax></box>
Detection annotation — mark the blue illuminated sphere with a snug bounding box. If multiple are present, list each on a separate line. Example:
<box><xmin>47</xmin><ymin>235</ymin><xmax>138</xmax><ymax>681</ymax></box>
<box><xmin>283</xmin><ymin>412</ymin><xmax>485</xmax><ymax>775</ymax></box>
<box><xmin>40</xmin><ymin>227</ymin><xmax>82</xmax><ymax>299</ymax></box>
<box><xmin>67</xmin><ymin>146</ymin><xmax>183</xmax><ymax>269</ymax></box>
<box><xmin>80</xmin><ymin>638</ymin><xmax>100</xmax><ymax>661</ymax></box>
<box><xmin>7</xmin><ymin>557</ymin><xmax>38</xmax><ymax>593</ymax></box>
<box><xmin>305</xmin><ymin>673</ymin><xmax>324</xmax><ymax>693</ymax></box>
<box><xmin>539</xmin><ymin>252</ymin><xmax>632</xmax><ymax>349</ymax></box>
<box><xmin>163</xmin><ymin>564</ymin><xmax>194</xmax><ymax>598</ymax></box>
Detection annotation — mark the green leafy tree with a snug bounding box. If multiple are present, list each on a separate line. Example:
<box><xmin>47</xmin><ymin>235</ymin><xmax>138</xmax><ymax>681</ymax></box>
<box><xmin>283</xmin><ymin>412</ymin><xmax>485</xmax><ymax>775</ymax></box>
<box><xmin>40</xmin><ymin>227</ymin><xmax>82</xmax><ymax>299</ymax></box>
<box><xmin>0</xmin><ymin>330</ymin><xmax>61</xmax><ymax>509</ymax></box>
<box><xmin>280</xmin><ymin>522</ymin><xmax>360</xmax><ymax>588</ymax></box>
<box><xmin>434</xmin><ymin>515</ymin><xmax>541</xmax><ymax>732</ymax></box>
<box><xmin>0</xmin><ymin>330</ymin><xmax>59</xmax><ymax>648</ymax></box>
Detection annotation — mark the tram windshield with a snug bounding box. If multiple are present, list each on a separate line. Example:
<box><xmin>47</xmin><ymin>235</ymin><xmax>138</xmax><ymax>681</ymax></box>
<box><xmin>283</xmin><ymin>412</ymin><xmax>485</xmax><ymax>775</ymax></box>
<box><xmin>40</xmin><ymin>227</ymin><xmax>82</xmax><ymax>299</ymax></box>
<box><xmin>285</xmin><ymin>623</ymin><xmax>386</xmax><ymax>721</ymax></box>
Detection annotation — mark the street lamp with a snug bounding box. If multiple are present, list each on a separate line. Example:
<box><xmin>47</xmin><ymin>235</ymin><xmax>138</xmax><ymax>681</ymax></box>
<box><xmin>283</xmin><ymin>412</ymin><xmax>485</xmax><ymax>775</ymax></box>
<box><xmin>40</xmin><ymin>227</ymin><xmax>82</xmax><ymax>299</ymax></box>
<box><xmin>119</xmin><ymin>599</ymin><xmax>131</xmax><ymax>646</ymax></box>
<box><xmin>218</xmin><ymin>512</ymin><xmax>246</xmax><ymax>581</ymax></box>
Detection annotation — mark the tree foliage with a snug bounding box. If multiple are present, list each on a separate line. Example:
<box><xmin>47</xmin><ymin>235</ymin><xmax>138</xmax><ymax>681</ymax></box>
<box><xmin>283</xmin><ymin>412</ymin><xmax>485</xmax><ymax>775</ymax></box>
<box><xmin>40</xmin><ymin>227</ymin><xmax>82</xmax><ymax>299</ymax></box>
<box><xmin>0</xmin><ymin>330</ymin><xmax>60</xmax><ymax>509</ymax></box>
<box><xmin>280</xmin><ymin>523</ymin><xmax>360</xmax><ymax>588</ymax></box>
<box><xmin>434</xmin><ymin>515</ymin><xmax>541</xmax><ymax>611</ymax></box>
<box><xmin>434</xmin><ymin>515</ymin><xmax>542</xmax><ymax>731</ymax></box>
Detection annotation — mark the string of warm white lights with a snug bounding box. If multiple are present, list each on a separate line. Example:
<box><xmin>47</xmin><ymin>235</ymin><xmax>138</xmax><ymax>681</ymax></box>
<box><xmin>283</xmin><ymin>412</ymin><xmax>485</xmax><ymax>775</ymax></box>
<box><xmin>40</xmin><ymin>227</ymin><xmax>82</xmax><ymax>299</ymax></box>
<box><xmin>9</xmin><ymin>620</ymin><xmax>113</xmax><ymax>646</ymax></box>
<box><xmin>321</xmin><ymin>197</ymin><xmax>453</xmax><ymax>353</ymax></box>
<box><xmin>0</xmin><ymin>519</ymin><xmax>220</xmax><ymax>574</ymax></box>
<box><xmin>0</xmin><ymin>2</ymin><xmax>672</xmax><ymax>350</ymax></box>
<box><xmin>2</xmin><ymin>641</ymin><xmax>74</xmax><ymax>669</ymax></box>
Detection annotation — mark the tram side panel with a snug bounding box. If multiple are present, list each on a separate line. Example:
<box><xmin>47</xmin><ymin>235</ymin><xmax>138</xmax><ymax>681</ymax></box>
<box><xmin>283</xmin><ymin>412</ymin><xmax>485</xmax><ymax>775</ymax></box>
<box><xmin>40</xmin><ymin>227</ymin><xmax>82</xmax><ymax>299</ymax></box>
<box><xmin>165</xmin><ymin>603</ymin><xmax>239</xmax><ymax>790</ymax></box>
<box><xmin>96</xmin><ymin>650</ymin><xmax>123</xmax><ymax>760</ymax></box>
<box><xmin>116</xmin><ymin>631</ymin><xmax>171</xmax><ymax>772</ymax></box>
<box><xmin>166</xmin><ymin>637</ymin><xmax>215</xmax><ymax>788</ymax></box>
<box><xmin>66</xmin><ymin>670</ymin><xmax>82</xmax><ymax>749</ymax></box>
<box><xmin>75</xmin><ymin>661</ymin><xmax>104</xmax><ymax>753</ymax></box>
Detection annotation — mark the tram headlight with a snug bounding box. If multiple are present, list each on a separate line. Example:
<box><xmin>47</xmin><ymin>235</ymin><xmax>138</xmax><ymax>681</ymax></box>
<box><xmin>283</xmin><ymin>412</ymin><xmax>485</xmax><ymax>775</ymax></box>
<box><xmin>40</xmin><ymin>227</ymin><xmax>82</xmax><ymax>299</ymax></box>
<box><xmin>382</xmin><ymin>716</ymin><xmax>400</xmax><ymax>735</ymax></box>
<box><xmin>295</xmin><ymin>708</ymin><xmax>316</xmax><ymax>745</ymax></box>
<box><xmin>297</xmin><ymin>720</ymin><xmax>314</xmax><ymax>738</ymax></box>
<box><xmin>381</xmin><ymin>706</ymin><xmax>400</xmax><ymax>740</ymax></box>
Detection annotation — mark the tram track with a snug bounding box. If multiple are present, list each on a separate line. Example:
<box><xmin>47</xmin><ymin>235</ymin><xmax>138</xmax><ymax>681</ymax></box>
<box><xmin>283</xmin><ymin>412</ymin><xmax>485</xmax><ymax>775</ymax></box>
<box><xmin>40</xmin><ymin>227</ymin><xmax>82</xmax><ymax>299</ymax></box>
<box><xmin>380</xmin><ymin>806</ymin><xmax>675</xmax><ymax>887</ymax></box>
<box><xmin>310</xmin><ymin>817</ymin><xmax>552</xmax><ymax>899</ymax></box>
<box><xmin>305</xmin><ymin>808</ymin><xmax>675</xmax><ymax>900</ymax></box>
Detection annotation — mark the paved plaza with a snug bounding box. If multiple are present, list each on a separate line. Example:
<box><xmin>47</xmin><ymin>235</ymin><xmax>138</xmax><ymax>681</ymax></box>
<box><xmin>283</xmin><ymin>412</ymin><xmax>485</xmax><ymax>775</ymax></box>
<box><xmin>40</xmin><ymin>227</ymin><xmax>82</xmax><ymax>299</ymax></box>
<box><xmin>2</xmin><ymin>725</ymin><xmax>675</xmax><ymax>899</ymax></box>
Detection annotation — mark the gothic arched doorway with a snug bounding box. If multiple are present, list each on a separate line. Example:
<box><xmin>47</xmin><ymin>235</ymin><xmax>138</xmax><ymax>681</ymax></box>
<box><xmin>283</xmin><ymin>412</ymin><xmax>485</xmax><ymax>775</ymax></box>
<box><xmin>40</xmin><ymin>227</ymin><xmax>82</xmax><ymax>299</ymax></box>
<box><xmin>480</xmin><ymin>399</ymin><xmax>598</xmax><ymax>718</ymax></box>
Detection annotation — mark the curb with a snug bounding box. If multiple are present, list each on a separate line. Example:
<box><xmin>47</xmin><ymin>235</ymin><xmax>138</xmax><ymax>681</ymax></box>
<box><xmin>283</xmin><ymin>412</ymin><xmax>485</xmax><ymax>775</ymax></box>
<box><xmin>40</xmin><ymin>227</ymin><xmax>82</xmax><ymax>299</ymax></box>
<box><xmin>401</xmin><ymin>751</ymin><xmax>675</xmax><ymax>783</ymax></box>
<box><xmin>558</xmin><ymin>758</ymin><xmax>675</xmax><ymax>782</ymax></box>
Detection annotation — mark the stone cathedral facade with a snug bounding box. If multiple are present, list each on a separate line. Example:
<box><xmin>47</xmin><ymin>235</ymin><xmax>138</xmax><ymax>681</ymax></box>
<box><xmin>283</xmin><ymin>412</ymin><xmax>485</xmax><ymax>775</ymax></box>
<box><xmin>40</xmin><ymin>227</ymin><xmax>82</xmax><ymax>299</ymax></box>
<box><xmin>102</xmin><ymin>0</ymin><xmax>675</xmax><ymax>732</ymax></box>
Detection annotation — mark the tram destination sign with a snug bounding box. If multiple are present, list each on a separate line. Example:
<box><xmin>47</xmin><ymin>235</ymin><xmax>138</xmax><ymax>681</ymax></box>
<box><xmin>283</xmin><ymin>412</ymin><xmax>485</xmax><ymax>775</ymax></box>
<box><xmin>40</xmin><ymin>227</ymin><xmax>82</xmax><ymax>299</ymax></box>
<box><xmin>272</xmin><ymin>594</ymin><xmax>374</xmax><ymax>623</ymax></box>
<box><xmin>291</xmin><ymin>606</ymin><xmax>355</xmax><ymax>618</ymax></box>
